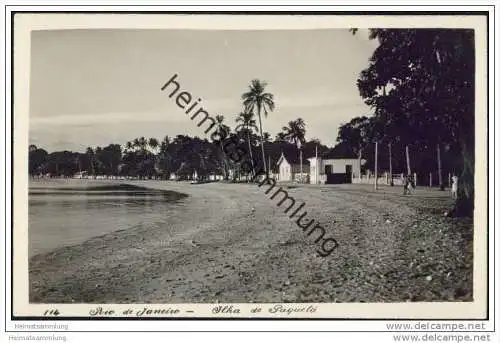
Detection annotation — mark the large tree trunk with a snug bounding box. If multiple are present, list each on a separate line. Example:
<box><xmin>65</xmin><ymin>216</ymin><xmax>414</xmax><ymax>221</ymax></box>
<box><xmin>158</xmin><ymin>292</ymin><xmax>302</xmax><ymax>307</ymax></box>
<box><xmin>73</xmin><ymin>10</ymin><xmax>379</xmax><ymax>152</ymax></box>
<box><xmin>453</xmin><ymin>141</ymin><xmax>474</xmax><ymax>217</ymax></box>
<box><xmin>218</xmin><ymin>137</ymin><xmax>229</xmax><ymax>180</ymax></box>
<box><xmin>247</xmin><ymin>129</ymin><xmax>256</xmax><ymax>177</ymax></box>
<box><xmin>257</xmin><ymin>109</ymin><xmax>267</xmax><ymax>177</ymax></box>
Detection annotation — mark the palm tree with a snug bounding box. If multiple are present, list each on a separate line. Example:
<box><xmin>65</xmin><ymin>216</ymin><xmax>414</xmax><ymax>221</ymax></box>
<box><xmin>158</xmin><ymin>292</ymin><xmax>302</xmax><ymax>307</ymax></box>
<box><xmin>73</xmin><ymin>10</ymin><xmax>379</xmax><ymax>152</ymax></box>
<box><xmin>159</xmin><ymin>135</ymin><xmax>171</xmax><ymax>179</ymax></box>
<box><xmin>132</xmin><ymin>138</ymin><xmax>140</xmax><ymax>152</ymax></box>
<box><xmin>214</xmin><ymin>115</ymin><xmax>230</xmax><ymax>141</ymax></box>
<box><xmin>242</xmin><ymin>79</ymin><xmax>275</xmax><ymax>176</ymax></box>
<box><xmin>160</xmin><ymin>135</ymin><xmax>170</xmax><ymax>151</ymax></box>
<box><xmin>138</xmin><ymin>137</ymin><xmax>148</xmax><ymax>152</ymax></box>
<box><xmin>281</xmin><ymin>118</ymin><xmax>306</xmax><ymax>182</ymax></box>
<box><xmin>148</xmin><ymin>137</ymin><xmax>159</xmax><ymax>152</ymax></box>
<box><xmin>262</xmin><ymin>132</ymin><xmax>272</xmax><ymax>143</ymax></box>
<box><xmin>214</xmin><ymin>115</ymin><xmax>231</xmax><ymax>180</ymax></box>
<box><xmin>72</xmin><ymin>153</ymin><xmax>82</xmax><ymax>175</ymax></box>
<box><xmin>281</xmin><ymin>118</ymin><xmax>306</xmax><ymax>147</ymax></box>
<box><xmin>146</xmin><ymin>138</ymin><xmax>160</xmax><ymax>179</ymax></box>
<box><xmin>94</xmin><ymin>147</ymin><xmax>104</xmax><ymax>175</ymax></box>
<box><xmin>235</xmin><ymin>111</ymin><xmax>258</xmax><ymax>176</ymax></box>
<box><xmin>125</xmin><ymin>141</ymin><xmax>133</xmax><ymax>153</ymax></box>
<box><xmin>85</xmin><ymin>147</ymin><xmax>95</xmax><ymax>176</ymax></box>
<box><xmin>275</xmin><ymin>132</ymin><xmax>287</xmax><ymax>142</ymax></box>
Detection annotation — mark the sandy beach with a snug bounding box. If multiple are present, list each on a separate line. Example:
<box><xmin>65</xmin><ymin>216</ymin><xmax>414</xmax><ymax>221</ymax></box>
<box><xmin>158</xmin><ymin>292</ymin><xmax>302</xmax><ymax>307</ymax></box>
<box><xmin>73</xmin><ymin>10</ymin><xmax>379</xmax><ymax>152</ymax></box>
<box><xmin>29</xmin><ymin>181</ymin><xmax>473</xmax><ymax>303</ymax></box>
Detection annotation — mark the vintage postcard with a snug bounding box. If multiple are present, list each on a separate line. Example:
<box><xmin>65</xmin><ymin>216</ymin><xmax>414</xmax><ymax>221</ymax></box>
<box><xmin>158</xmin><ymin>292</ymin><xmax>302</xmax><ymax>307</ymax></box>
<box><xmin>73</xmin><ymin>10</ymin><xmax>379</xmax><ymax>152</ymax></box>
<box><xmin>8</xmin><ymin>10</ymin><xmax>491</xmax><ymax>325</ymax></box>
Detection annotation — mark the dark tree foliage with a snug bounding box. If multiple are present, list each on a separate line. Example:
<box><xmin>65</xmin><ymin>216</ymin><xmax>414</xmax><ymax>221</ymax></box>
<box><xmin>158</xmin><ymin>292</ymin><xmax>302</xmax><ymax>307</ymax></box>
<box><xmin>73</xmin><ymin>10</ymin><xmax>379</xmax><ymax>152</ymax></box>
<box><xmin>28</xmin><ymin>145</ymin><xmax>48</xmax><ymax>176</ymax></box>
<box><xmin>349</xmin><ymin>29</ymin><xmax>474</xmax><ymax>217</ymax></box>
<box><xmin>29</xmin><ymin>129</ymin><xmax>331</xmax><ymax>183</ymax></box>
<box><xmin>279</xmin><ymin>118</ymin><xmax>307</xmax><ymax>147</ymax></box>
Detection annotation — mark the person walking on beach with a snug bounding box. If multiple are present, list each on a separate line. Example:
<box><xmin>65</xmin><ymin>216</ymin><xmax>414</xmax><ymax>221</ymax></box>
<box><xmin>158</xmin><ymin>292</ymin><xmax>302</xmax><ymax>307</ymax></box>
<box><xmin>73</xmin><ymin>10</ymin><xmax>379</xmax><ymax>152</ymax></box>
<box><xmin>403</xmin><ymin>174</ymin><xmax>413</xmax><ymax>195</ymax></box>
<box><xmin>451</xmin><ymin>174</ymin><xmax>459</xmax><ymax>200</ymax></box>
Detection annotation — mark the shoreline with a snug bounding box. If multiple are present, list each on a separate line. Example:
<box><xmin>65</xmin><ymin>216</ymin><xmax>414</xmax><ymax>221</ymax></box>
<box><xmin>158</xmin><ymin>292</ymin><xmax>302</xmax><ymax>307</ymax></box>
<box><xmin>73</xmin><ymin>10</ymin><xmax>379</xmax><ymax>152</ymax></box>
<box><xmin>29</xmin><ymin>182</ymin><xmax>472</xmax><ymax>303</ymax></box>
<box><xmin>28</xmin><ymin>180</ymin><xmax>189</xmax><ymax>257</ymax></box>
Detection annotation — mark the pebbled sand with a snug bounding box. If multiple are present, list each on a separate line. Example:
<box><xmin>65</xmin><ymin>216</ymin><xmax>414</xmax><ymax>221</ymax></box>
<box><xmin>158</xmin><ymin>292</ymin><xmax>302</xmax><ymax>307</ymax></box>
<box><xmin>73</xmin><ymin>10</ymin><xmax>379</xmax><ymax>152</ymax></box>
<box><xmin>29</xmin><ymin>182</ymin><xmax>473</xmax><ymax>303</ymax></box>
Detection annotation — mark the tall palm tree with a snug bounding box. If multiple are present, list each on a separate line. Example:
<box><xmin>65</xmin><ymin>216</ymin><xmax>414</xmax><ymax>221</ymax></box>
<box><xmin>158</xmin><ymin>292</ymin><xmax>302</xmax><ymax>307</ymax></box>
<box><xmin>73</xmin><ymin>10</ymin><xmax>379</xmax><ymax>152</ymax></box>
<box><xmin>235</xmin><ymin>111</ymin><xmax>258</xmax><ymax>176</ymax></box>
<box><xmin>147</xmin><ymin>138</ymin><xmax>160</xmax><ymax>179</ymax></box>
<box><xmin>85</xmin><ymin>147</ymin><xmax>95</xmax><ymax>176</ymax></box>
<box><xmin>281</xmin><ymin>118</ymin><xmax>306</xmax><ymax>147</ymax></box>
<box><xmin>281</xmin><ymin>118</ymin><xmax>306</xmax><ymax>182</ymax></box>
<box><xmin>214</xmin><ymin>115</ymin><xmax>231</xmax><ymax>141</ymax></box>
<box><xmin>241</xmin><ymin>79</ymin><xmax>275</xmax><ymax>176</ymax></box>
<box><xmin>159</xmin><ymin>135</ymin><xmax>171</xmax><ymax>179</ymax></box>
<box><xmin>73</xmin><ymin>154</ymin><xmax>82</xmax><ymax>174</ymax></box>
<box><xmin>94</xmin><ymin>147</ymin><xmax>104</xmax><ymax>175</ymax></box>
<box><xmin>132</xmin><ymin>138</ymin><xmax>140</xmax><ymax>153</ymax></box>
<box><xmin>160</xmin><ymin>135</ymin><xmax>170</xmax><ymax>152</ymax></box>
<box><xmin>214</xmin><ymin>115</ymin><xmax>231</xmax><ymax>180</ymax></box>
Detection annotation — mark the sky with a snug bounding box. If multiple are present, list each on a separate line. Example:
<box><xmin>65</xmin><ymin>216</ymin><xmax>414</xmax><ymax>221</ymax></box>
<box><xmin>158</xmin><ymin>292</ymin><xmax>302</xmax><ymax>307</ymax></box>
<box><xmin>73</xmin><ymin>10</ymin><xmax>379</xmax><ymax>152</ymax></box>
<box><xmin>29</xmin><ymin>28</ymin><xmax>379</xmax><ymax>152</ymax></box>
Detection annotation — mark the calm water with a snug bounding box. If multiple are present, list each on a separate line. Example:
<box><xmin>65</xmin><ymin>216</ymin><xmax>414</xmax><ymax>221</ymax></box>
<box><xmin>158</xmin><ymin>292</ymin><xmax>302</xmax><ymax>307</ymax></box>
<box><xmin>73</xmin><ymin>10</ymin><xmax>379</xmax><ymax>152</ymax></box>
<box><xmin>28</xmin><ymin>179</ymin><xmax>188</xmax><ymax>258</ymax></box>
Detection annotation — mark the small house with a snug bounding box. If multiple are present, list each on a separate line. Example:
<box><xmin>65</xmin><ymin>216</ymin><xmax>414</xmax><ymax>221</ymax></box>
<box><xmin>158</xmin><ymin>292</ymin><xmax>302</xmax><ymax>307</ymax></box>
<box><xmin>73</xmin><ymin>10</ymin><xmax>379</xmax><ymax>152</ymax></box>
<box><xmin>276</xmin><ymin>151</ymin><xmax>310</xmax><ymax>183</ymax></box>
<box><xmin>308</xmin><ymin>149</ymin><xmax>366</xmax><ymax>184</ymax></box>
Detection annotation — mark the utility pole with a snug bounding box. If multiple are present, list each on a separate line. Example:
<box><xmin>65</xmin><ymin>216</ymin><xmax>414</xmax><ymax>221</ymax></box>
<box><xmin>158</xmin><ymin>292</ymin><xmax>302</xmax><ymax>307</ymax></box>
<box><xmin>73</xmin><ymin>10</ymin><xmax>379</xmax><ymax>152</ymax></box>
<box><xmin>437</xmin><ymin>143</ymin><xmax>444</xmax><ymax>190</ymax></box>
<box><xmin>374</xmin><ymin>141</ymin><xmax>378</xmax><ymax>191</ymax></box>
<box><xmin>298</xmin><ymin>141</ymin><xmax>303</xmax><ymax>183</ymax></box>
<box><xmin>358</xmin><ymin>147</ymin><xmax>362</xmax><ymax>181</ymax></box>
<box><xmin>300</xmin><ymin>150</ymin><xmax>303</xmax><ymax>183</ymax></box>
<box><xmin>388</xmin><ymin>142</ymin><xmax>393</xmax><ymax>186</ymax></box>
<box><xmin>315</xmin><ymin>144</ymin><xmax>318</xmax><ymax>184</ymax></box>
<box><xmin>405</xmin><ymin>145</ymin><xmax>411</xmax><ymax>175</ymax></box>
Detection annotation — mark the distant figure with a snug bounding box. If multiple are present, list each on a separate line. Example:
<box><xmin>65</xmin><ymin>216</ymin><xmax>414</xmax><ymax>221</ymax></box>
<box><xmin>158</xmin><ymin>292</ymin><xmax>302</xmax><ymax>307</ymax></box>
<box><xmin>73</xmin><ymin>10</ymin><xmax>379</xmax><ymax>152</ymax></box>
<box><xmin>402</xmin><ymin>174</ymin><xmax>412</xmax><ymax>195</ymax></box>
<box><xmin>403</xmin><ymin>175</ymin><xmax>415</xmax><ymax>194</ymax></box>
<box><xmin>410</xmin><ymin>174</ymin><xmax>416</xmax><ymax>189</ymax></box>
<box><xmin>451</xmin><ymin>175</ymin><xmax>459</xmax><ymax>199</ymax></box>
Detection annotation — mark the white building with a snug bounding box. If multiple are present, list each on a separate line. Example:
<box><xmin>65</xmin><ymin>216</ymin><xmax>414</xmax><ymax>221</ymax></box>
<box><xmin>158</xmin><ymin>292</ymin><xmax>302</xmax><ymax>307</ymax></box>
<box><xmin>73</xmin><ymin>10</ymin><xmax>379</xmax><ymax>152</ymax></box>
<box><xmin>276</xmin><ymin>151</ymin><xmax>310</xmax><ymax>183</ymax></box>
<box><xmin>308</xmin><ymin>150</ymin><xmax>366</xmax><ymax>184</ymax></box>
<box><xmin>72</xmin><ymin>171</ymin><xmax>88</xmax><ymax>179</ymax></box>
<box><xmin>275</xmin><ymin>146</ymin><xmax>367</xmax><ymax>185</ymax></box>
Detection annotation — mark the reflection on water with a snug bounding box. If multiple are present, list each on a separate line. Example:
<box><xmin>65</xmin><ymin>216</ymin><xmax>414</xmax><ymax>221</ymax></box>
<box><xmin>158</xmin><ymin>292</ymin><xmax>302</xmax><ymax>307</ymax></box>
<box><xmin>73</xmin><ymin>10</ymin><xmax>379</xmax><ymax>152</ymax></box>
<box><xmin>28</xmin><ymin>180</ymin><xmax>188</xmax><ymax>258</ymax></box>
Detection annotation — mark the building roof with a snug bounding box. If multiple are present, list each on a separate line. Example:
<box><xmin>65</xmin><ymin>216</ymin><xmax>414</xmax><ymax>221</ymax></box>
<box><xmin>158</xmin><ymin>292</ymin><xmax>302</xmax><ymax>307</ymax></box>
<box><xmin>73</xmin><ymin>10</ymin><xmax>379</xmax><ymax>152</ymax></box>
<box><xmin>277</xmin><ymin>151</ymin><xmax>310</xmax><ymax>166</ymax></box>
<box><xmin>320</xmin><ymin>144</ymin><xmax>359</xmax><ymax>159</ymax></box>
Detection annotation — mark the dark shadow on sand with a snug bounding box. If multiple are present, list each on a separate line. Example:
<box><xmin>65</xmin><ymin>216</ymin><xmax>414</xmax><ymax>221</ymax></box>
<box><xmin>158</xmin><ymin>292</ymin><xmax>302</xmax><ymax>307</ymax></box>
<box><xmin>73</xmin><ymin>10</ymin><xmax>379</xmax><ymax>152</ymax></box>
<box><xmin>29</xmin><ymin>183</ymin><xmax>189</xmax><ymax>202</ymax></box>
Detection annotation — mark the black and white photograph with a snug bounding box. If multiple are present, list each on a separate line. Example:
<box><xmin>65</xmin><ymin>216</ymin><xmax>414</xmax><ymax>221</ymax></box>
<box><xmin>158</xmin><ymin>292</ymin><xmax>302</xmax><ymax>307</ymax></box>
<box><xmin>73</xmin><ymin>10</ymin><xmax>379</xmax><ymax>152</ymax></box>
<box><xmin>8</xmin><ymin>11</ymin><xmax>492</xmax><ymax>324</ymax></box>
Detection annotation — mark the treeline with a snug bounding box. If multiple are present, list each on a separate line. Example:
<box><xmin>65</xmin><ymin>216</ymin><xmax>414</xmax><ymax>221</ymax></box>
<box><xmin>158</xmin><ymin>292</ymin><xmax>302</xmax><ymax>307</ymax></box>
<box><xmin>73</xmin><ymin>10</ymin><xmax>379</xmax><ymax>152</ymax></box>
<box><xmin>28</xmin><ymin>120</ymin><xmax>330</xmax><ymax>181</ymax></box>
